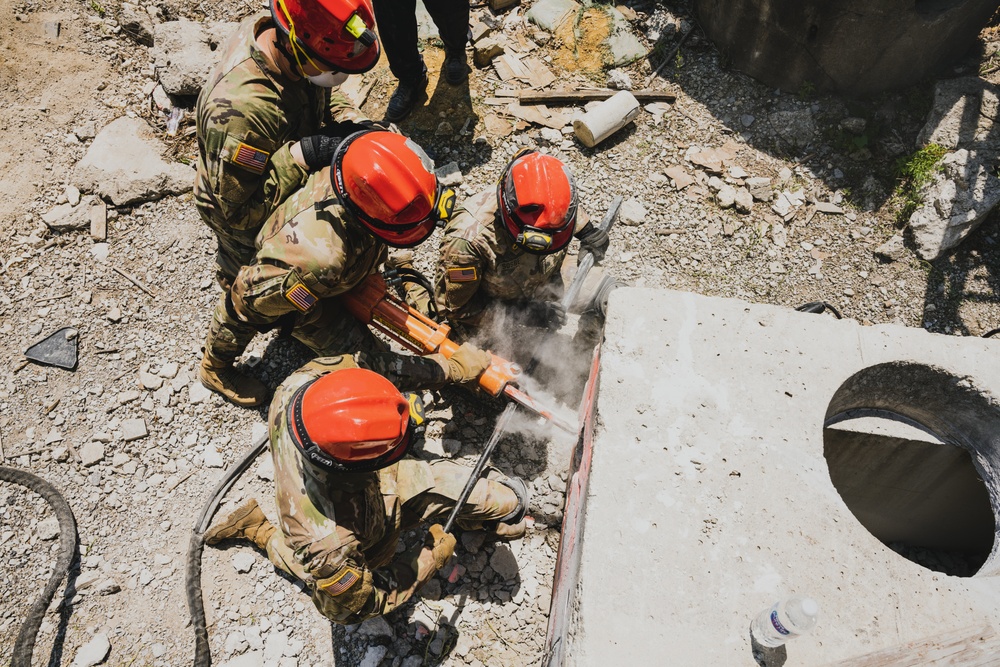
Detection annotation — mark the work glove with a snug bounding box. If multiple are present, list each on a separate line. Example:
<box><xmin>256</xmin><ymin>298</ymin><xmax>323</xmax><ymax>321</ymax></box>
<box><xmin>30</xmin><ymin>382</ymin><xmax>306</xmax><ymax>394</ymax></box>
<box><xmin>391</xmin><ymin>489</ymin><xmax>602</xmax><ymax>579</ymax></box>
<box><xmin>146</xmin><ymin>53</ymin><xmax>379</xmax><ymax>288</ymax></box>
<box><xmin>298</xmin><ymin>134</ymin><xmax>343</xmax><ymax>170</ymax></box>
<box><xmin>517</xmin><ymin>299</ymin><xmax>567</xmax><ymax>329</ymax></box>
<box><xmin>425</xmin><ymin>524</ymin><xmax>456</xmax><ymax>570</ymax></box>
<box><xmin>446</xmin><ymin>342</ymin><xmax>493</xmax><ymax>385</ymax></box>
<box><xmin>575</xmin><ymin>221</ymin><xmax>610</xmax><ymax>264</ymax></box>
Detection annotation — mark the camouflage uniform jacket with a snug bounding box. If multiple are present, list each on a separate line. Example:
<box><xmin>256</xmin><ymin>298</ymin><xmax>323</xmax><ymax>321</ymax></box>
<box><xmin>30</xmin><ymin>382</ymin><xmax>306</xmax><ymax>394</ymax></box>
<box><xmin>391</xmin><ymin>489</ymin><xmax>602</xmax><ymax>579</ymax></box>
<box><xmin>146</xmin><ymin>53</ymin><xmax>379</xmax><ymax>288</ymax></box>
<box><xmin>434</xmin><ymin>187</ymin><xmax>586</xmax><ymax>327</ymax></box>
<box><xmin>268</xmin><ymin>355</ymin><xmax>438</xmax><ymax>623</ymax></box>
<box><xmin>194</xmin><ymin>13</ymin><xmax>362</xmax><ymax>276</ymax></box>
<box><xmin>230</xmin><ymin>168</ymin><xmax>387</xmax><ymax>328</ymax></box>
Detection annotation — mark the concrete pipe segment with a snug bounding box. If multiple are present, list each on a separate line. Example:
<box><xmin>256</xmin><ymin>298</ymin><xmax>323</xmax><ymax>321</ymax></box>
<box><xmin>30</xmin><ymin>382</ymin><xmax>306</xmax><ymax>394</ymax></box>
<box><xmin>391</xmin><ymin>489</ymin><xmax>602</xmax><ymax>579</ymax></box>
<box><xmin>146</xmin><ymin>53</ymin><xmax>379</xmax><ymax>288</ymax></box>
<box><xmin>693</xmin><ymin>0</ymin><xmax>998</xmax><ymax>96</ymax></box>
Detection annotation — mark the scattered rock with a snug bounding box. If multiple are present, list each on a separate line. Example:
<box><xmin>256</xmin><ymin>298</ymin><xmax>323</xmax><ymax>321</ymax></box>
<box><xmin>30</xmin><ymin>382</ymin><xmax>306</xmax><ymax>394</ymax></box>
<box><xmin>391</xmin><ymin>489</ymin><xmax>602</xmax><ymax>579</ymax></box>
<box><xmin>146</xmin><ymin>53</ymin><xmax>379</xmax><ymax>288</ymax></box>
<box><xmin>686</xmin><ymin>147</ymin><xmax>725</xmax><ymax>174</ymax></box>
<box><xmin>664</xmin><ymin>165</ymin><xmax>694</xmax><ymax>189</ymax></box>
<box><xmin>358</xmin><ymin>645</ymin><xmax>388</xmax><ymax>667</ymax></box>
<box><xmin>769</xmin><ymin>108</ymin><xmax>816</xmax><ymax>148</ymax></box>
<box><xmin>815</xmin><ymin>201</ymin><xmax>844</xmax><ymax>214</ymax></box>
<box><xmin>436</xmin><ymin>161</ymin><xmax>463</xmax><ymax>187</ymax></box>
<box><xmin>72</xmin><ymin>117</ymin><xmax>193</xmax><ymax>206</ymax></box>
<box><xmin>70</xmin><ymin>633</ymin><xmax>111</xmax><ymax>667</ymax></box>
<box><xmin>119</xmin><ymin>2</ymin><xmax>154</xmax><ymax>46</ymax></box>
<box><xmin>604</xmin><ymin>8</ymin><xmax>646</xmax><ymax>66</ymax></box>
<box><xmin>151</xmin><ymin>20</ymin><xmax>238</xmax><ymax>96</ymax></box>
<box><xmin>256</xmin><ymin>456</ymin><xmax>274</xmax><ymax>481</ymax></box>
<box><xmin>875</xmin><ymin>234</ymin><xmax>907</xmax><ymax>262</ymax></box>
<box><xmin>139</xmin><ymin>367</ymin><xmax>163</xmax><ymax>390</ymax></box>
<box><xmin>37</xmin><ymin>517</ymin><xmax>60</xmax><ymax>540</ymax></box>
<box><xmin>746</xmin><ymin>176</ymin><xmax>773</xmax><ymax>201</ymax></box>
<box><xmin>840</xmin><ymin>117</ymin><xmax>867</xmax><ymax>135</ymax></box>
<box><xmin>122</xmin><ymin>418</ymin><xmax>148</xmax><ymax>441</ymax></box>
<box><xmin>489</xmin><ymin>544</ymin><xmax>520</xmax><ymax>580</ymax></box>
<box><xmin>232</xmin><ymin>551</ymin><xmax>255</xmax><ymax>573</ymax></box>
<box><xmin>203</xmin><ymin>448</ymin><xmax>224</xmax><ymax>468</ymax></box>
<box><xmin>96</xmin><ymin>579</ymin><xmax>121</xmax><ymax>596</ymax></box>
<box><xmin>226</xmin><ymin>630</ymin><xmax>249</xmax><ymax>655</ymax></box>
<box><xmin>218</xmin><ymin>651</ymin><xmax>263</xmax><ymax>667</ymax></box>
<box><xmin>357</xmin><ymin>616</ymin><xmax>394</xmax><ymax>638</ymax></box>
<box><xmin>917</xmin><ymin>77</ymin><xmax>998</xmax><ymax>149</ymax></box>
<box><xmin>41</xmin><ymin>195</ymin><xmax>100</xmax><ymax>232</ymax></box>
<box><xmin>618</xmin><ymin>198</ymin><xmax>647</xmax><ymax>225</ymax></box>
<box><xmin>81</xmin><ymin>442</ymin><xmax>105</xmax><ymax>467</ymax></box>
<box><xmin>717</xmin><ymin>184</ymin><xmax>736</xmax><ymax>209</ymax></box>
<box><xmin>909</xmin><ymin>149</ymin><xmax>1000</xmax><ymax>260</ymax></box>
<box><xmin>606</xmin><ymin>69</ymin><xmax>633</xmax><ymax>91</ymax></box>
<box><xmin>189</xmin><ymin>382</ymin><xmax>212</xmax><ymax>404</ymax></box>
<box><xmin>734</xmin><ymin>187</ymin><xmax>753</xmax><ymax>213</ymax></box>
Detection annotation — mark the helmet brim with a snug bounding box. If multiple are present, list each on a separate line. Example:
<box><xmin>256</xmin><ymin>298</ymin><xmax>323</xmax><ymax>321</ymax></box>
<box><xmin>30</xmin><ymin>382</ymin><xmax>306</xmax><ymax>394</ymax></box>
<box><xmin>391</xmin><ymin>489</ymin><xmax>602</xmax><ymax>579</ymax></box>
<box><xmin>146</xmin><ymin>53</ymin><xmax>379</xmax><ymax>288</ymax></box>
<box><xmin>360</xmin><ymin>218</ymin><xmax>436</xmax><ymax>248</ymax></box>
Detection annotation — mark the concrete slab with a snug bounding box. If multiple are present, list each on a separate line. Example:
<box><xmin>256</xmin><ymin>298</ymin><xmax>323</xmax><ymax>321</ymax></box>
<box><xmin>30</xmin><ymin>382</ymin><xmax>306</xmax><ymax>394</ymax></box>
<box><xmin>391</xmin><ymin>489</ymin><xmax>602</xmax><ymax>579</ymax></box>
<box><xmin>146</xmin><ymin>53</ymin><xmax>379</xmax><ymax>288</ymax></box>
<box><xmin>568</xmin><ymin>288</ymin><xmax>1000</xmax><ymax>665</ymax></box>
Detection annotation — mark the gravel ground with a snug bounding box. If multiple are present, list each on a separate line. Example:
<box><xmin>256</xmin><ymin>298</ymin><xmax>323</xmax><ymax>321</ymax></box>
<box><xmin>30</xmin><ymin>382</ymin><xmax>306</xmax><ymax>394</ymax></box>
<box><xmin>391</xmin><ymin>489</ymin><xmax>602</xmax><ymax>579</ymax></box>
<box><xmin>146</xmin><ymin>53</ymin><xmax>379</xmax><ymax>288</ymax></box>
<box><xmin>2</xmin><ymin>1</ymin><xmax>1000</xmax><ymax>666</ymax></box>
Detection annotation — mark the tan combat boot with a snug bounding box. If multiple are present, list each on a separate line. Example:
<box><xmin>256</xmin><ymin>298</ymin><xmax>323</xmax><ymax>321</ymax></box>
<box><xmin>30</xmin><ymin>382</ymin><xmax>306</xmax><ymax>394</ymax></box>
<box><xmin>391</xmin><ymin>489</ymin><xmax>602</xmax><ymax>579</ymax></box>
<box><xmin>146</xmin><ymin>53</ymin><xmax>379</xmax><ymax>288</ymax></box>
<box><xmin>204</xmin><ymin>499</ymin><xmax>276</xmax><ymax>549</ymax></box>
<box><xmin>199</xmin><ymin>352</ymin><xmax>268</xmax><ymax>407</ymax></box>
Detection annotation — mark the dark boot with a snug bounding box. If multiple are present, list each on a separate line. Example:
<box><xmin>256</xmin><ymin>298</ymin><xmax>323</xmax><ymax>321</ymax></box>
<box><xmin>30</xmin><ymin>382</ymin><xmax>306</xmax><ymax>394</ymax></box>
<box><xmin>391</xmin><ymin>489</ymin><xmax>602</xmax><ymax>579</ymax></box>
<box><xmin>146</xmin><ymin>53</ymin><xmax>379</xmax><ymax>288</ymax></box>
<box><xmin>443</xmin><ymin>48</ymin><xmax>468</xmax><ymax>85</ymax></box>
<box><xmin>384</xmin><ymin>72</ymin><xmax>429</xmax><ymax>123</ymax></box>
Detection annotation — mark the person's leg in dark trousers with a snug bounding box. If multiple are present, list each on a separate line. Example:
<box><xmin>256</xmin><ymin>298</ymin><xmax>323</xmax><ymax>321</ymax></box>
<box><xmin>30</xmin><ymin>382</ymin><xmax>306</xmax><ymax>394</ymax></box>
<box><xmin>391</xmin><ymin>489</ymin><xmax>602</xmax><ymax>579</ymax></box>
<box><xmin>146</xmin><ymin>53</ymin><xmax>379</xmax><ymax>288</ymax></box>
<box><xmin>373</xmin><ymin>0</ymin><xmax>429</xmax><ymax>122</ymax></box>
<box><xmin>424</xmin><ymin>0</ymin><xmax>470</xmax><ymax>84</ymax></box>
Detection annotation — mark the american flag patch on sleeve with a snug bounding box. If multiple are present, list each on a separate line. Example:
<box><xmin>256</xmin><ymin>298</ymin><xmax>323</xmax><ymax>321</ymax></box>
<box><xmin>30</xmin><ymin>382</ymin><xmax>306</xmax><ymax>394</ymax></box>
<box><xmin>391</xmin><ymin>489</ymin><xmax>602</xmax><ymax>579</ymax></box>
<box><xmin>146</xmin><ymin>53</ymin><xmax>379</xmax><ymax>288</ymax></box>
<box><xmin>284</xmin><ymin>282</ymin><xmax>318</xmax><ymax>312</ymax></box>
<box><xmin>447</xmin><ymin>266</ymin><xmax>478</xmax><ymax>283</ymax></box>
<box><xmin>319</xmin><ymin>566</ymin><xmax>361</xmax><ymax>596</ymax></box>
<box><xmin>230</xmin><ymin>142</ymin><xmax>270</xmax><ymax>174</ymax></box>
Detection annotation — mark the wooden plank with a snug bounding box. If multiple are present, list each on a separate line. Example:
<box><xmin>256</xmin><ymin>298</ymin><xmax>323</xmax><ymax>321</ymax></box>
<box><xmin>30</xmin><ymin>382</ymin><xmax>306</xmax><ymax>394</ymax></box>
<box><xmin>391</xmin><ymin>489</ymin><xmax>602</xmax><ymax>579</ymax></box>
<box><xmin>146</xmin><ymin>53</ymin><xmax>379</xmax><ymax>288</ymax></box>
<box><xmin>522</xmin><ymin>56</ymin><xmax>555</xmax><ymax>88</ymax></box>
<box><xmin>519</xmin><ymin>89</ymin><xmax>677</xmax><ymax>105</ymax></box>
<box><xmin>824</xmin><ymin>624</ymin><xmax>1000</xmax><ymax>667</ymax></box>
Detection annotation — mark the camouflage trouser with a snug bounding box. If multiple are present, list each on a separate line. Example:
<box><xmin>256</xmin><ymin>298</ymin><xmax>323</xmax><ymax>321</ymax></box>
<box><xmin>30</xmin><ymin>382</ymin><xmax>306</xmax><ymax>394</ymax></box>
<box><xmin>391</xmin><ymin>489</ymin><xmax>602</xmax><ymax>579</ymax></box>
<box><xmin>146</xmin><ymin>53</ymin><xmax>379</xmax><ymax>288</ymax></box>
<box><xmin>205</xmin><ymin>294</ymin><xmax>386</xmax><ymax>363</ymax></box>
<box><xmin>264</xmin><ymin>458</ymin><xmax>519</xmax><ymax>624</ymax></box>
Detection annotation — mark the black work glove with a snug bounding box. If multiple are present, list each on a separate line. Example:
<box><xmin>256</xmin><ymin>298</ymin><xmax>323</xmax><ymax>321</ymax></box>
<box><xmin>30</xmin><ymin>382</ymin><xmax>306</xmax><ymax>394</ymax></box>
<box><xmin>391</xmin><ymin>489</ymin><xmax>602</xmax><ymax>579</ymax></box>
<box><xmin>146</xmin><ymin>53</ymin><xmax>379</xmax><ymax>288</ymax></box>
<box><xmin>299</xmin><ymin>135</ymin><xmax>343</xmax><ymax>170</ymax></box>
<box><xmin>575</xmin><ymin>222</ymin><xmax>610</xmax><ymax>264</ymax></box>
<box><xmin>516</xmin><ymin>299</ymin><xmax>567</xmax><ymax>329</ymax></box>
<box><xmin>322</xmin><ymin>120</ymin><xmax>370</xmax><ymax>136</ymax></box>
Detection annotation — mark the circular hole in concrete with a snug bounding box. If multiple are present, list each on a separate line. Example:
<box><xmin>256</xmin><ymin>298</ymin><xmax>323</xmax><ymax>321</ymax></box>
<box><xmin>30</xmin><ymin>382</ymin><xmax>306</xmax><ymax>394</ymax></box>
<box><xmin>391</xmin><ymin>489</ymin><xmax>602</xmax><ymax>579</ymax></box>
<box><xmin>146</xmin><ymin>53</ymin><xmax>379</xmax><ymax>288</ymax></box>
<box><xmin>824</xmin><ymin>362</ymin><xmax>1000</xmax><ymax>577</ymax></box>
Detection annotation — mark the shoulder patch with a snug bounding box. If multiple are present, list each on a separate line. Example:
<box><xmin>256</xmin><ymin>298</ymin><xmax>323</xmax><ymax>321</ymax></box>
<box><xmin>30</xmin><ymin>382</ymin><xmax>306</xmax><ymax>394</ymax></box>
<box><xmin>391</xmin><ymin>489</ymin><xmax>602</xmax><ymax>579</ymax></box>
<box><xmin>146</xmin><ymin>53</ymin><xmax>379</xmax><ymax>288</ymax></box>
<box><xmin>319</xmin><ymin>566</ymin><xmax>361</xmax><ymax>596</ymax></box>
<box><xmin>284</xmin><ymin>281</ymin><xmax>318</xmax><ymax>312</ymax></box>
<box><xmin>447</xmin><ymin>266</ymin><xmax>478</xmax><ymax>283</ymax></box>
<box><xmin>230</xmin><ymin>141</ymin><xmax>270</xmax><ymax>174</ymax></box>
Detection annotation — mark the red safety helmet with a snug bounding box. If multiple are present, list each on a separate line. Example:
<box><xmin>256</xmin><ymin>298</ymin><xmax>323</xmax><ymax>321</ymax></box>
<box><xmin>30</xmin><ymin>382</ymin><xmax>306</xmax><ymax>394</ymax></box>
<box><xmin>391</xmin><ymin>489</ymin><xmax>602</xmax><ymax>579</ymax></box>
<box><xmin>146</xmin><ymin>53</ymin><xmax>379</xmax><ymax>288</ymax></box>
<box><xmin>270</xmin><ymin>0</ymin><xmax>380</xmax><ymax>74</ymax></box>
<box><xmin>332</xmin><ymin>131</ymin><xmax>456</xmax><ymax>248</ymax></box>
<box><xmin>497</xmin><ymin>150</ymin><xmax>578</xmax><ymax>254</ymax></box>
<box><xmin>287</xmin><ymin>367</ymin><xmax>425</xmax><ymax>473</ymax></box>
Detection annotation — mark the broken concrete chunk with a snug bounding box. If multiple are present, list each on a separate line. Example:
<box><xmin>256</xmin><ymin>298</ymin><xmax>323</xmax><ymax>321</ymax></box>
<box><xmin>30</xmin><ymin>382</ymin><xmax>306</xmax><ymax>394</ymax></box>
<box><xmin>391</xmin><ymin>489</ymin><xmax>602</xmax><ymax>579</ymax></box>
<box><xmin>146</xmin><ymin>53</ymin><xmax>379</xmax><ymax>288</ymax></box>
<box><xmin>909</xmin><ymin>148</ymin><xmax>1000</xmax><ymax>260</ymax></box>
<box><xmin>81</xmin><ymin>442</ymin><xmax>105</xmax><ymax>467</ymax></box>
<box><xmin>734</xmin><ymin>187</ymin><xmax>753</xmax><ymax>213</ymax></box>
<box><xmin>41</xmin><ymin>195</ymin><xmax>100</xmax><ymax>232</ymax></box>
<box><xmin>606</xmin><ymin>69</ymin><xmax>633</xmax><ymax>91</ymax></box>
<box><xmin>70</xmin><ymin>632</ymin><xmax>110</xmax><ymax>667</ymax></box>
<box><xmin>917</xmin><ymin>77</ymin><xmax>999</xmax><ymax>150</ymax></box>
<box><xmin>120</xmin><ymin>2</ymin><xmax>154</xmax><ymax>46</ymax></box>
<box><xmin>619</xmin><ymin>198</ymin><xmax>647</xmax><ymax>225</ymax></box>
<box><xmin>717</xmin><ymin>184</ymin><xmax>737</xmax><ymax>209</ymax></box>
<box><xmin>73</xmin><ymin>117</ymin><xmax>192</xmax><ymax>206</ymax></box>
<box><xmin>122</xmin><ymin>418</ymin><xmax>148</xmax><ymax>442</ymax></box>
<box><xmin>435</xmin><ymin>162</ymin><xmax>463</xmax><ymax>187</ymax></box>
<box><xmin>151</xmin><ymin>20</ymin><xmax>238</xmax><ymax>96</ymax></box>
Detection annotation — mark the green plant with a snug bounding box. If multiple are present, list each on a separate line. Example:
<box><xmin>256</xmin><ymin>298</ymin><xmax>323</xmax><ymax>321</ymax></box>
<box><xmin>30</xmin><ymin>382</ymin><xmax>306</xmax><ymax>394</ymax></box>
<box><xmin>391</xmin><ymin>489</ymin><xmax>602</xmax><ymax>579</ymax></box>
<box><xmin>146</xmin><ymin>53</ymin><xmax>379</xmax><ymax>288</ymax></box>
<box><xmin>89</xmin><ymin>0</ymin><xmax>104</xmax><ymax>15</ymax></box>
<box><xmin>796</xmin><ymin>80</ymin><xmax>816</xmax><ymax>101</ymax></box>
<box><xmin>893</xmin><ymin>143</ymin><xmax>948</xmax><ymax>223</ymax></box>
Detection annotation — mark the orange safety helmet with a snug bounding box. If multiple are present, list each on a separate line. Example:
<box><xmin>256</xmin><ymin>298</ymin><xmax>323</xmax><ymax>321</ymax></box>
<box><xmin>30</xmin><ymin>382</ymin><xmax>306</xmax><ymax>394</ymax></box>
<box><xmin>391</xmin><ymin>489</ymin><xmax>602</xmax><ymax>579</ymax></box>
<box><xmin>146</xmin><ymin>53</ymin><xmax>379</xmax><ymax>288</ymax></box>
<box><xmin>287</xmin><ymin>367</ymin><xmax>425</xmax><ymax>472</ymax></box>
<box><xmin>270</xmin><ymin>0</ymin><xmax>380</xmax><ymax>74</ymax></box>
<box><xmin>497</xmin><ymin>150</ymin><xmax>578</xmax><ymax>254</ymax></box>
<box><xmin>331</xmin><ymin>131</ymin><xmax>456</xmax><ymax>248</ymax></box>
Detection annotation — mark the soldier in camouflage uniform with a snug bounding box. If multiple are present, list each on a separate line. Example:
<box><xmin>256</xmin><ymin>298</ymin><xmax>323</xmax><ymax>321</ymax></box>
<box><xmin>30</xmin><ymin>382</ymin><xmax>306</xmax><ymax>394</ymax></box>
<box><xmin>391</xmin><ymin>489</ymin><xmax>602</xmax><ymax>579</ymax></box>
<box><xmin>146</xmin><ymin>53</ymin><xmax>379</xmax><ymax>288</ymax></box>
<box><xmin>205</xmin><ymin>131</ymin><xmax>460</xmax><ymax>380</ymax></box>
<box><xmin>195</xmin><ymin>0</ymin><xmax>381</xmax><ymax>406</ymax></box>
<box><xmin>432</xmin><ymin>151</ymin><xmax>616</xmax><ymax>356</ymax></box>
<box><xmin>205</xmin><ymin>352</ymin><xmax>528</xmax><ymax>624</ymax></box>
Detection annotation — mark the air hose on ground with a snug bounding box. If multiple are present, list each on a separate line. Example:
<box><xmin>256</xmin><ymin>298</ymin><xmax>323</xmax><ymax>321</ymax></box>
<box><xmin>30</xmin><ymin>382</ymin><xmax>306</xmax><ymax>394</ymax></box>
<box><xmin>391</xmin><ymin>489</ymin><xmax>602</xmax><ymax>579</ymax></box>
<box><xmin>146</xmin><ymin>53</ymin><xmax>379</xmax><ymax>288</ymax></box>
<box><xmin>0</xmin><ymin>466</ymin><xmax>78</xmax><ymax>667</ymax></box>
<box><xmin>187</xmin><ymin>433</ymin><xmax>270</xmax><ymax>667</ymax></box>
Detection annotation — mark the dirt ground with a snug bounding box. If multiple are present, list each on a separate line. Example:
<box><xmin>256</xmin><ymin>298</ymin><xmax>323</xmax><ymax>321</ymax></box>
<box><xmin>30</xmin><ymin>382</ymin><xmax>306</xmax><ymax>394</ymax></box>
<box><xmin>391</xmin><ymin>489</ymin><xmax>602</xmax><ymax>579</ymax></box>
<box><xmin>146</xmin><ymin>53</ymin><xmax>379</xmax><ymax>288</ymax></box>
<box><xmin>2</xmin><ymin>1</ymin><xmax>1000</xmax><ymax>666</ymax></box>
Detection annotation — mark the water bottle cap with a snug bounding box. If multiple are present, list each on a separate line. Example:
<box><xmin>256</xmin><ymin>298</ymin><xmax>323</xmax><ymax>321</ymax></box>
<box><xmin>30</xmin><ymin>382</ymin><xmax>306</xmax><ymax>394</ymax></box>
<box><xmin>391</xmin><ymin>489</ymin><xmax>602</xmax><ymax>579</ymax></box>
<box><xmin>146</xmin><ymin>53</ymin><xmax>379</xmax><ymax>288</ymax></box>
<box><xmin>800</xmin><ymin>597</ymin><xmax>819</xmax><ymax>616</ymax></box>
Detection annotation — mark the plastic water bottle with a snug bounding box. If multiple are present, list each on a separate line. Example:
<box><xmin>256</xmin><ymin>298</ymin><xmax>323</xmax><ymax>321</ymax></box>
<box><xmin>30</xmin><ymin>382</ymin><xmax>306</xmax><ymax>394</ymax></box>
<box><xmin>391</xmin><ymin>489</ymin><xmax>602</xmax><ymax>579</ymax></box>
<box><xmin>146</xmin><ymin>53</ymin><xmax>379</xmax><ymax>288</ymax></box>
<box><xmin>750</xmin><ymin>595</ymin><xmax>819</xmax><ymax>647</ymax></box>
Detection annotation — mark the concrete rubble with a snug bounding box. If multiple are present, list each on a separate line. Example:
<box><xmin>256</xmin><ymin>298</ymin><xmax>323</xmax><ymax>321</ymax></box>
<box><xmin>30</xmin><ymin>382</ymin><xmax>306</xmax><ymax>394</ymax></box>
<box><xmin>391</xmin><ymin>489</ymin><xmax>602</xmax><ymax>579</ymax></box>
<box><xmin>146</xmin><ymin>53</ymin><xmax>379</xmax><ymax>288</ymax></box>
<box><xmin>72</xmin><ymin>117</ymin><xmax>193</xmax><ymax>206</ymax></box>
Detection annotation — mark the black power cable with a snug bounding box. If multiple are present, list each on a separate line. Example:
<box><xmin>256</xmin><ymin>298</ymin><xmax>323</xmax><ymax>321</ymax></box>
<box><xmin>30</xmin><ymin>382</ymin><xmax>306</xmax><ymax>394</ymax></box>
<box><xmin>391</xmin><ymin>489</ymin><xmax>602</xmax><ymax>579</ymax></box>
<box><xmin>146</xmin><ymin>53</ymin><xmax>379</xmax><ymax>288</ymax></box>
<box><xmin>384</xmin><ymin>267</ymin><xmax>440</xmax><ymax>321</ymax></box>
<box><xmin>1</xmin><ymin>466</ymin><xmax>77</xmax><ymax>667</ymax></box>
<box><xmin>186</xmin><ymin>433</ymin><xmax>269</xmax><ymax>667</ymax></box>
<box><xmin>795</xmin><ymin>301</ymin><xmax>843</xmax><ymax>319</ymax></box>
<box><xmin>983</xmin><ymin>328</ymin><xmax>1000</xmax><ymax>339</ymax></box>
